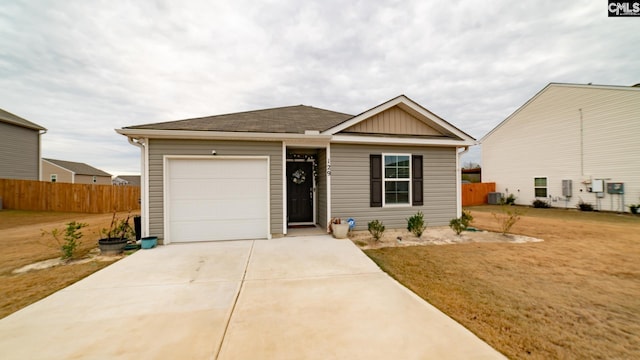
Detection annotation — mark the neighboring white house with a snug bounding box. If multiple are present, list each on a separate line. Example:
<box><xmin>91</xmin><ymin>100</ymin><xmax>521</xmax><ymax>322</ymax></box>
<box><xmin>481</xmin><ymin>83</ymin><xmax>640</xmax><ymax>212</ymax></box>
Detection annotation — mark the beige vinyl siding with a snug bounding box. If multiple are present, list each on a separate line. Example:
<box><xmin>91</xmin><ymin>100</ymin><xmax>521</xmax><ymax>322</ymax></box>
<box><xmin>330</xmin><ymin>143</ymin><xmax>457</xmax><ymax>229</ymax></box>
<box><xmin>317</xmin><ymin>149</ymin><xmax>327</xmax><ymax>228</ymax></box>
<box><xmin>483</xmin><ymin>85</ymin><xmax>640</xmax><ymax>212</ymax></box>
<box><xmin>148</xmin><ymin>139</ymin><xmax>283</xmax><ymax>241</ymax></box>
<box><xmin>342</xmin><ymin>106</ymin><xmax>441</xmax><ymax>136</ymax></box>
<box><xmin>42</xmin><ymin>161</ymin><xmax>74</xmax><ymax>183</ymax></box>
<box><xmin>0</xmin><ymin>122</ymin><xmax>40</xmax><ymax>180</ymax></box>
<box><xmin>75</xmin><ymin>174</ymin><xmax>112</xmax><ymax>185</ymax></box>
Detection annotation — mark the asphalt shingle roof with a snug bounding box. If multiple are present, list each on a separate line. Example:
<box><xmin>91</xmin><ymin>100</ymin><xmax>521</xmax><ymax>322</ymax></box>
<box><xmin>0</xmin><ymin>108</ymin><xmax>46</xmax><ymax>131</ymax></box>
<box><xmin>125</xmin><ymin>105</ymin><xmax>354</xmax><ymax>134</ymax></box>
<box><xmin>44</xmin><ymin>158</ymin><xmax>112</xmax><ymax>177</ymax></box>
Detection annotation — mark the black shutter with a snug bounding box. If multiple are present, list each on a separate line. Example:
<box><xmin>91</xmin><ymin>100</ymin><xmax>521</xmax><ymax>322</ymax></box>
<box><xmin>412</xmin><ymin>155</ymin><xmax>423</xmax><ymax>206</ymax></box>
<box><xmin>370</xmin><ymin>154</ymin><xmax>382</xmax><ymax>207</ymax></box>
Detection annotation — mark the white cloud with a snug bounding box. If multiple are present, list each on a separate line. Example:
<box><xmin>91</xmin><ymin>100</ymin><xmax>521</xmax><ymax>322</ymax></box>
<box><xmin>0</xmin><ymin>0</ymin><xmax>638</xmax><ymax>171</ymax></box>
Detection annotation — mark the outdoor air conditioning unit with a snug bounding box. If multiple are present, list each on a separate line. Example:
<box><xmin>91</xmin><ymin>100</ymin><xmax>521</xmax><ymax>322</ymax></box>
<box><xmin>487</xmin><ymin>192</ymin><xmax>503</xmax><ymax>205</ymax></box>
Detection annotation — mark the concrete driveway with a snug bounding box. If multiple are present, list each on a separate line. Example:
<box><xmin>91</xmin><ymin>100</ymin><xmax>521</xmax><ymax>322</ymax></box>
<box><xmin>0</xmin><ymin>236</ymin><xmax>505</xmax><ymax>359</ymax></box>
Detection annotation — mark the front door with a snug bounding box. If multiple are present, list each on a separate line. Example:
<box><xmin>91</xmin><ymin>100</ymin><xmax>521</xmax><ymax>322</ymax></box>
<box><xmin>287</xmin><ymin>161</ymin><xmax>314</xmax><ymax>223</ymax></box>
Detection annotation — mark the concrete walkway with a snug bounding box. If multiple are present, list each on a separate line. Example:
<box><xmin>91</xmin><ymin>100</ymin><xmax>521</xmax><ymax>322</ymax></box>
<box><xmin>0</xmin><ymin>236</ymin><xmax>505</xmax><ymax>359</ymax></box>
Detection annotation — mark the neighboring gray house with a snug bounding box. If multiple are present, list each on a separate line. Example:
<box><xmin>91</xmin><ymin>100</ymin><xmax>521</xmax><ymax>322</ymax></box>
<box><xmin>482</xmin><ymin>83</ymin><xmax>640</xmax><ymax>212</ymax></box>
<box><xmin>0</xmin><ymin>108</ymin><xmax>46</xmax><ymax>180</ymax></box>
<box><xmin>117</xmin><ymin>95</ymin><xmax>475</xmax><ymax>243</ymax></box>
<box><xmin>113</xmin><ymin>175</ymin><xmax>141</xmax><ymax>186</ymax></box>
<box><xmin>42</xmin><ymin>158</ymin><xmax>112</xmax><ymax>185</ymax></box>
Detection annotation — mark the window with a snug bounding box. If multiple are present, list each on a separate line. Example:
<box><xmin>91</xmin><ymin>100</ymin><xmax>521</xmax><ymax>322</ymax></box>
<box><xmin>534</xmin><ymin>177</ymin><xmax>547</xmax><ymax>197</ymax></box>
<box><xmin>384</xmin><ymin>154</ymin><xmax>411</xmax><ymax>205</ymax></box>
<box><xmin>92</xmin><ymin>176</ymin><xmax>97</xmax><ymax>183</ymax></box>
<box><xmin>50</xmin><ymin>174</ymin><xmax>57</xmax><ymax>183</ymax></box>
<box><xmin>370</xmin><ymin>154</ymin><xmax>423</xmax><ymax>207</ymax></box>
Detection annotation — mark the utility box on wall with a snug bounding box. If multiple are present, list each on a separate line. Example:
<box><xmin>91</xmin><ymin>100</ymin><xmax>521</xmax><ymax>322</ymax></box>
<box><xmin>562</xmin><ymin>180</ymin><xmax>572</xmax><ymax>197</ymax></box>
<box><xmin>607</xmin><ymin>182</ymin><xmax>624</xmax><ymax>194</ymax></box>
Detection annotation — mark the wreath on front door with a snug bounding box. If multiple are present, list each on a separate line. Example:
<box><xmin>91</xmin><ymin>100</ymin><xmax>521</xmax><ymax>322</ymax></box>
<box><xmin>292</xmin><ymin>169</ymin><xmax>306</xmax><ymax>184</ymax></box>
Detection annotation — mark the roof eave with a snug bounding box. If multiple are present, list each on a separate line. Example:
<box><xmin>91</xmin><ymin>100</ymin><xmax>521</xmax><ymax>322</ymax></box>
<box><xmin>116</xmin><ymin>128</ymin><xmax>333</xmax><ymax>141</ymax></box>
<box><xmin>330</xmin><ymin>134</ymin><xmax>477</xmax><ymax>147</ymax></box>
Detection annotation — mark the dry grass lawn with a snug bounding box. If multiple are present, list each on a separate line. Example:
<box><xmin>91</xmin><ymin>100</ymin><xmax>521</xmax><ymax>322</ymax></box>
<box><xmin>0</xmin><ymin>210</ymin><xmax>138</xmax><ymax>319</ymax></box>
<box><xmin>365</xmin><ymin>206</ymin><xmax>640</xmax><ymax>359</ymax></box>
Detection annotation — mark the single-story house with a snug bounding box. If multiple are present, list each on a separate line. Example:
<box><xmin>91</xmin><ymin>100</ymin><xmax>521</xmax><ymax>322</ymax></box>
<box><xmin>113</xmin><ymin>175</ymin><xmax>141</xmax><ymax>186</ymax></box>
<box><xmin>117</xmin><ymin>95</ymin><xmax>476</xmax><ymax>243</ymax></box>
<box><xmin>42</xmin><ymin>158</ymin><xmax>112</xmax><ymax>185</ymax></box>
<box><xmin>481</xmin><ymin>83</ymin><xmax>640</xmax><ymax>212</ymax></box>
<box><xmin>0</xmin><ymin>108</ymin><xmax>47</xmax><ymax>180</ymax></box>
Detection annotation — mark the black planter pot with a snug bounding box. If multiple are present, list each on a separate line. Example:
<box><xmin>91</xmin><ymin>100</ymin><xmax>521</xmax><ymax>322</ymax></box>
<box><xmin>98</xmin><ymin>238</ymin><xmax>128</xmax><ymax>255</ymax></box>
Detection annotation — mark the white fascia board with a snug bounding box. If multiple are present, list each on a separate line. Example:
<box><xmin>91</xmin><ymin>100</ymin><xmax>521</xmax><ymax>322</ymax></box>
<box><xmin>330</xmin><ymin>134</ymin><xmax>476</xmax><ymax>147</ymax></box>
<box><xmin>116</xmin><ymin>128</ymin><xmax>332</xmax><ymax>142</ymax></box>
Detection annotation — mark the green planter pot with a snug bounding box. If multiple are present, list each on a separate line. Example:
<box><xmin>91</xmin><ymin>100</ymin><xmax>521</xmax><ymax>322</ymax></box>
<box><xmin>141</xmin><ymin>236</ymin><xmax>158</xmax><ymax>249</ymax></box>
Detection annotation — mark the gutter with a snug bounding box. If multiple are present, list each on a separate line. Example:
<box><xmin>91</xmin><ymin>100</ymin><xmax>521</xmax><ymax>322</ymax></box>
<box><xmin>126</xmin><ymin>136</ymin><xmax>149</xmax><ymax>238</ymax></box>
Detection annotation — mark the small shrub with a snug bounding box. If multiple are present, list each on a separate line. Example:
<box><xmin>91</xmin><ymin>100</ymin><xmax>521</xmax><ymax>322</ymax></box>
<box><xmin>492</xmin><ymin>206</ymin><xmax>524</xmax><ymax>235</ymax></box>
<box><xmin>532</xmin><ymin>199</ymin><xmax>551</xmax><ymax>208</ymax></box>
<box><xmin>367</xmin><ymin>220</ymin><xmax>386</xmax><ymax>241</ymax></box>
<box><xmin>449</xmin><ymin>210</ymin><xmax>474</xmax><ymax>235</ymax></box>
<box><xmin>41</xmin><ymin>221</ymin><xmax>88</xmax><ymax>260</ymax></box>
<box><xmin>628</xmin><ymin>204</ymin><xmax>639</xmax><ymax>214</ymax></box>
<box><xmin>407</xmin><ymin>211</ymin><xmax>427</xmax><ymax>238</ymax></box>
<box><xmin>461</xmin><ymin>209</ymin><xmax>473</xmax><ymax>227</ymax></box>
<box><xmin>500</xmin><ymin>194</ymin><xmax>516</xmax><ymax>205</ymax></box>
<box><xmin>577</xmin><ymin>200</ymin><xmax>594</xmax><ymax>212</ymax></box>
<box><xmin>449</xmin><ymin>218</ymin><xmax>465</xmax><ymax>235</ymax></box>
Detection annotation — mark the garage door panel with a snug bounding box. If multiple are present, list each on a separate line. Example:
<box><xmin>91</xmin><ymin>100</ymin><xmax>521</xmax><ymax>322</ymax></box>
<box><xmin>167</xmin><ymin>158</ymin><xmax>269</xmax><ymax>242</ymax></box>
<box><xmin>170</xmin><ymin>179</ymin><xmax>267</xmax><ymax>200</ymax></box>
<box><xmin>171</xmin><ymin>199</ymin><xmax>267</xmax><ymax>221</ymax></box>
<box><xmin>170</xmin><ymin>159</ymin><xmax>267</xmax><ymax>179</ymax></box>
<box><xmin>171</xmin><ymin>219</ymin><xmax>265</xmax><ymax>242</ymax></box>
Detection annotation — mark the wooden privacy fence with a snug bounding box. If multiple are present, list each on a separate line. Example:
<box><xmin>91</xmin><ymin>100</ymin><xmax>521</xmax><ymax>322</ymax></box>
<box><xmin>0</xmin><ymin>179</ymin><xmax>140</xmax><ymax>213</ymax></box>
<box><xmin>462</xmin><ymin>182</ymin><xmax>496</xmax><ymax>206</ymax></box>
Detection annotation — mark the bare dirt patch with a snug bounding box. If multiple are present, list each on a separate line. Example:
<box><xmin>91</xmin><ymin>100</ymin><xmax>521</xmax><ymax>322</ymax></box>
<box><xmin>0</xmin><ymin>210</ymin><xmax>138</xmax><ymax>319</ymax></box>
<box><xmin>364</xmin><ymin>206</ymin><xmax>640</xmax><ymax>359</ymax></box>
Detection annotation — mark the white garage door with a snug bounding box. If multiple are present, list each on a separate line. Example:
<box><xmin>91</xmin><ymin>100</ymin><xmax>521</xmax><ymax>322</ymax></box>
<box><xmin>166</xmin><ymin>157</ymin><xmax>269</xmax><ymax>242</ymax></box>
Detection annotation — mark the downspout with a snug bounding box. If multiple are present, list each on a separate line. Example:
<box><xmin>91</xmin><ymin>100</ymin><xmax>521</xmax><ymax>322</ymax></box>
<box><xmin>456</xmin><ymin>146</ymin><xmax>470</xmax><ymax>218</ymax></box>
<box><xmin>128</xmin><ymin>136</ymin><xmax>148</xmax><ymax>237</ymax></box>
<box><xmin>38</xmin><ymin>129</ymin><xmax>47</xmax><ymax>181</ymax></box>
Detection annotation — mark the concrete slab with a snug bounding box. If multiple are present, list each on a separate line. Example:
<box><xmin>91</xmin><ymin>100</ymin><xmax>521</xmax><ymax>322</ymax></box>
<box><xmin>0</xmin><ymin>241</ymin><xmax>252</xmax><ymax>360</ymax></box>
<box><xmin>220</xmin><ymin>273</ymin><xmax>504</xmax><ymax>359</ymax></box>
<box><xmin>247</xmin><ymin>236</ymin><xmax>381</xmax><ymax>280</ymax></box>
<box><xmin>0</xmin><ymin>236</ymin><xmax>505</xmax><ymax>359</ymax></box>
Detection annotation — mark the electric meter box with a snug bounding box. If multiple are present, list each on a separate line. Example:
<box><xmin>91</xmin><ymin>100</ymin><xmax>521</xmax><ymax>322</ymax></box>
<box><xmin>562</xmin><ymin>180</ymin><xmax>572</xmax><ymax>197</ymax></box>
<box><xmin>607</xmin><ymin>182</ymin><xmax>624</xmax><ymax>194</ymax></box>
<box><xmin>591</xmin><ymin>179</ymin><xmax>604</xmax><ymax>193</ymax></box>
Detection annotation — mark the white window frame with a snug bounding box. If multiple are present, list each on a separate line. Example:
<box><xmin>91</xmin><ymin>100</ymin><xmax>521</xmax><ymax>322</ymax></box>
<box><xmin>50</xmin><ymin>174</ymin><xmax>57</xmax><ymax>183</ymax></box>
<box><xmin>382</xmin><ymin>153</ymin><xmax>412</xmax><ymax>207</ymax></box>
<box><xmin>534</xmin><ymin>176</ymin><xmax>548</xmax><ymax>198</ymax></box>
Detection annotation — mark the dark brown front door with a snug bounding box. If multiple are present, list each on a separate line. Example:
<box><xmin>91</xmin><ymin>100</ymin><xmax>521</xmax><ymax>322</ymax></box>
<box><xmin>287</xmin><ymin>161</ymin><xmax>314</xmax><ymax>223</ymax></box>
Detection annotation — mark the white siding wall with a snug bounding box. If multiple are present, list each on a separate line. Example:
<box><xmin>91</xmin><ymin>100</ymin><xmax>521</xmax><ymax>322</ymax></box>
<box><xmin>483</xmin><ymin>85</ymin><xmax>640</xmax><ymax>212</ymax></box>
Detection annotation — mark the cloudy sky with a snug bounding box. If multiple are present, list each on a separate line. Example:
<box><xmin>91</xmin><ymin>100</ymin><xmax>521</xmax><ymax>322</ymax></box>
<box><xmin>1</xmin><ymin>1</ymin><xmax>638</xmax><ymax>175</ymax></box>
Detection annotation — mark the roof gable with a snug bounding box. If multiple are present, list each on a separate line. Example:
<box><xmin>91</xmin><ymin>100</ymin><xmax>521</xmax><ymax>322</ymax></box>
<box><xmin>0</xmin><ymin>108</ymin><xmax>46</xmax><ymax>131</ymax></box>
<box><xmin>43</xmin><ymin>158</ymin><xmax>112</xmax><ymax>177</ymax></box>
<box><xmin>323</xmin><ymin>95</ymin><xmax>475</xmax><ymax>142</ymax></box>
<box><xmin>481</xmin><ymin>83</ymin><xmax>640</xmax><ymax>142</ymax></box>
<box><xmin>340</xmin><ymin>105</ymin><xmax>443</xmax><ymax>137</ymax></box>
